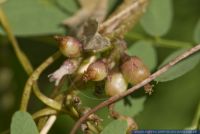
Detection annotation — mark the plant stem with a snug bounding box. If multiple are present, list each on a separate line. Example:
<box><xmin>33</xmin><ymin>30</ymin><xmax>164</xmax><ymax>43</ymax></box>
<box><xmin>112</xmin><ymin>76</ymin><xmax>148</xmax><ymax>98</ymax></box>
<box><xmin>0</xmin><ymin>8</ymin><xmax>33</xmax><ymax>74</ymax></box>
<box><xmin>126</xmin><ymin>32</ymin><xmax>193</xmax><ymax>48</ymax></box>
<box><xmin>32</xmin><ymin>83</ymin><xmax>62</xmax><ymax>111</ymax></box>
<box><xmin>100</xmin><ymin>0</ymin><xmax>148</xmax><ymax>34</ymax></box>
<box><xmin>0</xmin><ymin>8</ymin><xmax>63</xmax><ymax>112</ymax></box>
<box><xmin>39</xmin><ymin>115</ymin><xmax>57</xmax><ymax>134</ymax></box>
<box><xmin>70</xmin><ymin>44</ymin><xmax>200</xmax><ymax>134</ymax></box>
<box><xmin>20</xmin><ymin>51</ymin><xmax>61</xmax><ymax>111</ymax></box>
<box><xmin>32</xmin><ymin>108</ymin><xmax>57</xmax><ymax>120</ymax></box>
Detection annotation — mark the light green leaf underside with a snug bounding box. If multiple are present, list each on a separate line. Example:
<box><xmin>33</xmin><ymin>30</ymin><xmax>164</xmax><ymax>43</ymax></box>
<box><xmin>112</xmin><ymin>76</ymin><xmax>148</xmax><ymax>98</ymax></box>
<box><xmin>114</xmin><ymin>97</ymin><xmax>146</xmax><ymax>117</ymax></box>
<box><xmin>11</xmin><ymin>111</ymin><xmax>39</xmax><ymax>134</ymax></box>
<box><xmin>140</xmin><ymin>0</ymin><xmax>173</xmax><ymax>36</ymax></box>
<box><xmin>1</xmin><ymin>0</ymin><xmax>77</xmax><ymax>36</ymax></box>
<box><xmin>101</xmin><ymin>120</ymin><xmax>128</xmax><ymax>134</ymax></box>
<box><xmin>156</xmin><ymin>48</ymin><xmax>200</xmax><ymax>82</ymax></box>
<box><xmin>194</xmin><ymin>19</ymin><xmax>200</xmax><ymax>44</ymax></box>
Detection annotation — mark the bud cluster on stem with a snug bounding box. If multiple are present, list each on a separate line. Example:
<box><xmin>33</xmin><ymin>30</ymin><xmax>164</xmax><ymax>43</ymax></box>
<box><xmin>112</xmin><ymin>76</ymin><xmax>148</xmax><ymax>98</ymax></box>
<box><xmin>51</xmin><ymin>35</ymin><xmax>152</xmax><ymax>96</ymax></box>
<box><xmin>47</xmin><ymin>34</ymin><xmax>152</xmax><ymax>134</ymax></box>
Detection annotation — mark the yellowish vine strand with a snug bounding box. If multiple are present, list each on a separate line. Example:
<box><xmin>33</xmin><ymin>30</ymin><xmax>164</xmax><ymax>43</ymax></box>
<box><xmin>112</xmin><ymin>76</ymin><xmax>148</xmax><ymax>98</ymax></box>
<box><xmin>0</xmin><ymin>8</ymin><xmax>63</xmax><ymax>112</ymax></box>
<box><xmin>20</xmin><ymin>51</ymin><xmax>62</xmax><ymax>111</ymax></box>
<box><xmin>0</xmin><ymin>8</ymin><xmax>33</xmax><ymax>74</ymax></box>
<box><xmin>33</xmin><ymin>84</ymin><xmax>62</xmax><ymax>110</ymax></box>
<box><xmin>32</xmin><ymin>108</ymin><xmax>57</xmax><ymax>120</ymax></box>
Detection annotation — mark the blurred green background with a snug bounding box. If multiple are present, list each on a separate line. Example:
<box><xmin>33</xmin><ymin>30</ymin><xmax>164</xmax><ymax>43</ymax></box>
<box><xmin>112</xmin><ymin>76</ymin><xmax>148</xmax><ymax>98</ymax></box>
<box><xmin>0</xmin><ymin>0</ymin><xmax>200</xmax><ymax>133</ymax></box>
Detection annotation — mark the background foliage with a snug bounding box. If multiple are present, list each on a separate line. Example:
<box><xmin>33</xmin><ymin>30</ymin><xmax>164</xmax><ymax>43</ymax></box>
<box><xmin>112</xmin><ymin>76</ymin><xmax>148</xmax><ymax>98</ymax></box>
<box><xmin>0</xmin><ymin>0</ymin><xmax>200</xmax><ymax>133</ymax></box>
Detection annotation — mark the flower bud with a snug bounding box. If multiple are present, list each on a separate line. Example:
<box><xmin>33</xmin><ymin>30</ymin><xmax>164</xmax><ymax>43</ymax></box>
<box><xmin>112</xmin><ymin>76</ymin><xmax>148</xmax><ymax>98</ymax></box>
<box><xmin>48</xmin><ymin>59</ymin><xmax>80</xmax><ymax>86</ymax></box>
<box><xmin>55</xmin><ymin>36</ymin><xmax>82</xmax><ymax>58</ymax></box>
<box><xmin>121</xmin><ymin>56</ymin><xmax>150</xmax><ymax>85</ymax></box>
<box><xmin>105</xmin><ymin>72</ymin><xmax>128</xmax><ymax>96</ymax></box>
<box><xmin>83</xmin><ymin>60</ymin><xmax>108</xmax><ymax>81</ymax></box>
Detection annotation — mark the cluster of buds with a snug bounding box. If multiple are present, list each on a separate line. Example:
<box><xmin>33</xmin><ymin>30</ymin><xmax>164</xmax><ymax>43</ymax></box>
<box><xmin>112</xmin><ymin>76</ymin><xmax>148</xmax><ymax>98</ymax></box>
<box><xmin>49</xmin><ymin>35</ymin><xmax>152</xmax><ymax>96</ymax></box>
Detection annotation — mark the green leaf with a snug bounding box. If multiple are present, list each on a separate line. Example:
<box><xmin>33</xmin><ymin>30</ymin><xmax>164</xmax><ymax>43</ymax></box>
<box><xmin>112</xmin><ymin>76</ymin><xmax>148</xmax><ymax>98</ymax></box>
<box><xmin>140</xmin><ymin>0</ymin><xmax>173</xmax><ymax>36</ymax></box>
<box><xmin>114</xmin><ymin>97</ymin><xmax>146</xmax><ymax>117</ymax></box>
<box><xmin>101</xmin><ymin>120</ymin><xmax>128</xmax><ymax>134</ymax></box>
<box><xmin>194</xmin><ymin>19</ymin><xmax>200</xmax><ymax>44</ymax></box>
<box><xmin>11</xmin><ymin>111</ymin><xmax>39</xmax><ymax>134</ymax></box>
<box><xmin>1</xmin><ymin>0</ymin><xmax>78</xmax><ymax>36</ymax></box>
<box><xmin>128</xmin><ymin>41</ymin><xmax>157</xmax><ymax>71</ymax></box>
<box><xmin>156</xmin><ymin>48</ymin><xmax>200</xmax><ymax>82</ymax></box>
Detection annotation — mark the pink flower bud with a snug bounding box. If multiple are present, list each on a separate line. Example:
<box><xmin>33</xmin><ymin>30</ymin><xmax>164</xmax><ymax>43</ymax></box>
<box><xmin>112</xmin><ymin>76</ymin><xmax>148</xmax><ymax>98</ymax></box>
<box><xmin>48</xmin><ymin>59</ymin><xmax>79</xmax><ymax>86</ymax></box>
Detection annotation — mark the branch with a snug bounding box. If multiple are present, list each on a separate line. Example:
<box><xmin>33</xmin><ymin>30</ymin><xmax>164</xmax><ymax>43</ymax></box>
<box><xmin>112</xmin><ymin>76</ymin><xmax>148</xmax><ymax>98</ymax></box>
<box><xmin>70</xmin><ymin>44</ymin><xmax>200</xmax><ymax>134</ymax></box>
<box><xmin>99</xmin><ymin>0</ymin><xmax>148</xmax><ymax>33</ymax></box>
